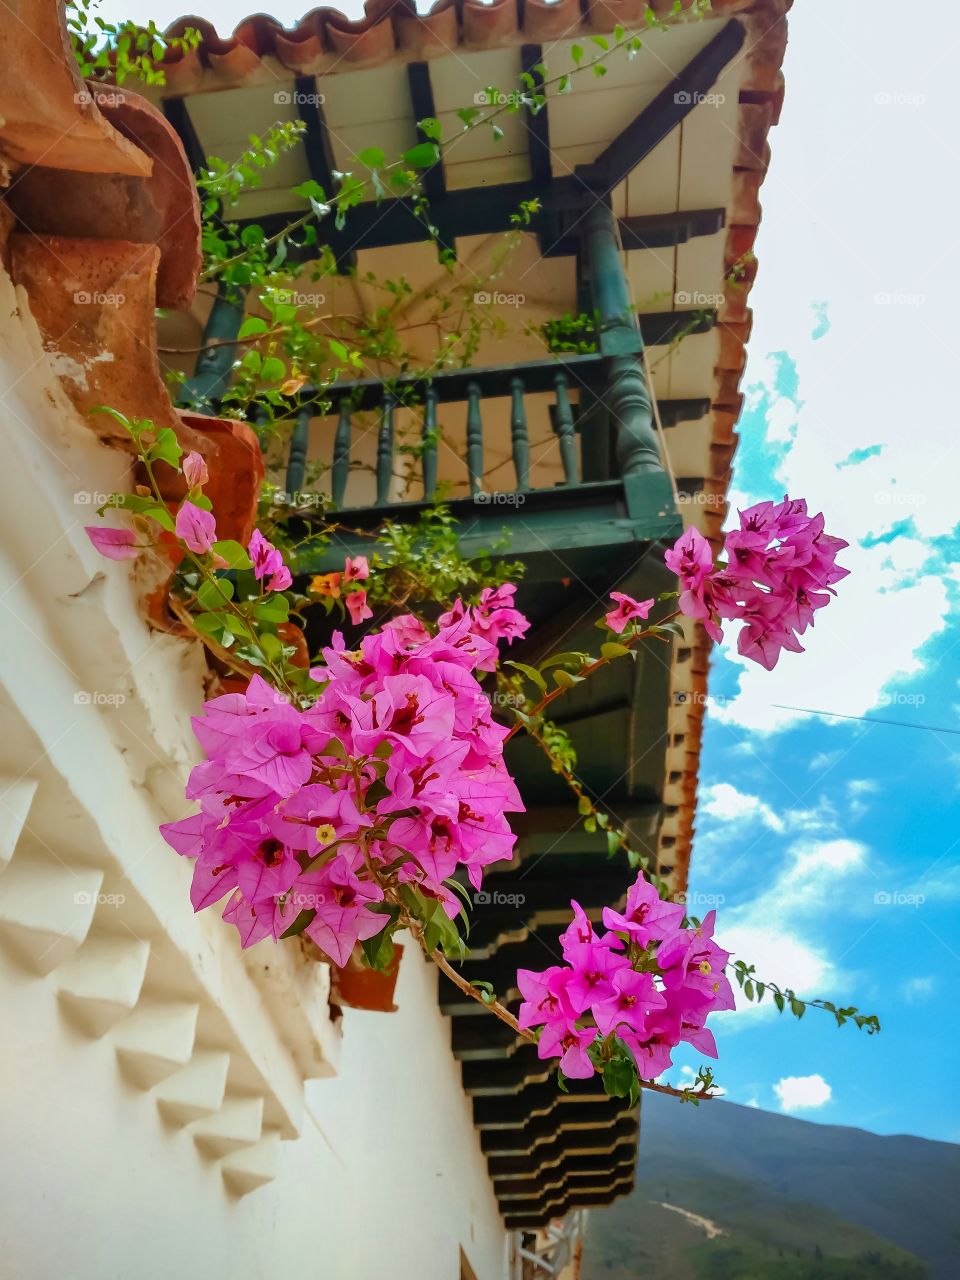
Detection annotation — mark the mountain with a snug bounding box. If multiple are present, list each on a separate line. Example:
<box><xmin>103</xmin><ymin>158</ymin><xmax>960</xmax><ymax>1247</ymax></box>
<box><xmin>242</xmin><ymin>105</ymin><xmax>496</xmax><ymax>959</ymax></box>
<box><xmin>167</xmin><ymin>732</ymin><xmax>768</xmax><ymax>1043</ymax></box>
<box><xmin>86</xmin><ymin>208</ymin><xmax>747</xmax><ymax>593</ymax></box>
<box><xmin>581</xmin><ymin>1097</ymin><xmax>960</xmax><ymax>1280</ymax></box>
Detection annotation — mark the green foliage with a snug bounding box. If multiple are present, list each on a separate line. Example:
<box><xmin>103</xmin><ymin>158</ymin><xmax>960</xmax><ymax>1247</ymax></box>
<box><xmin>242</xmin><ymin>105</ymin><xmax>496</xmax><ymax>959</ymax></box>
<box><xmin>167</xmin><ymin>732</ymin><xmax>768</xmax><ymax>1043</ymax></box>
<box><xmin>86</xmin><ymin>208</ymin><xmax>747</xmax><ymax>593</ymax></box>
<box><xmin>67</xmin><ymin>0</ymin><xmax>200</xmax><ymax>84</ymax></box>
<box><xmin>364</xmin><ymin>506</ymin><xmax>523</xmax><ymax>616</ymax></box>
<box><xmin>730</xmin><ymin>960</ymin><xmax>881</xmax><ymax>1035</ymax></box>
<box><xmin>540</xmin><ymin>310</ymin><xmax>600</xmax><ymax>354</ymax></box>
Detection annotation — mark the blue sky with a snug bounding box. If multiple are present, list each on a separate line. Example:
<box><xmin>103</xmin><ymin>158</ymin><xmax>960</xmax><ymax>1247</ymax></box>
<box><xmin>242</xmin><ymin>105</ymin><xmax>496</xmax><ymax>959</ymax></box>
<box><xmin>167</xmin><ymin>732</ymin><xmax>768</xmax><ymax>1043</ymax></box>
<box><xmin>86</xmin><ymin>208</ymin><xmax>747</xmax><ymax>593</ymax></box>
<box><xmin>89</xmin><ymin>0</ymin><xmax>958</xmax><ymax>1138</ymax></box>
<box><xmin>664</xmin><ymin>2</ymin><xmax>960</xmax><ymax>1141</ymax></box>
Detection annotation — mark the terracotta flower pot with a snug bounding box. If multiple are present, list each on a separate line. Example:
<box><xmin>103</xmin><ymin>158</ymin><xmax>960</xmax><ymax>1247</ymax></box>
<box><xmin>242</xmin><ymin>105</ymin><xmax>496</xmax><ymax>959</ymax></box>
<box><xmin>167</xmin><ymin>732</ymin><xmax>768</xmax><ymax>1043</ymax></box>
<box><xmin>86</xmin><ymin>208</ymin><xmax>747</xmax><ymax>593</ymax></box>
<box><xmin>330</xmin><ymin>943</ymin><xmax>403</xmax><ymax>1013</ymax></box>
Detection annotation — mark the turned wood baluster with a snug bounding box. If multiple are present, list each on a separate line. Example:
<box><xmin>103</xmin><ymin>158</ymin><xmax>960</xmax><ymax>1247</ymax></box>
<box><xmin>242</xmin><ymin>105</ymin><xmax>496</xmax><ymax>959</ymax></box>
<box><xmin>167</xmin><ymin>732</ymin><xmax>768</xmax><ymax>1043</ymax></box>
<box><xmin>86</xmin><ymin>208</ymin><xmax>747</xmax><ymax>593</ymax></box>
<box><xmin>285</xmin><ymin>406</ymin><xmax>311</xmax><ymax>501</ymax></box>
<box><xmin>510</xmin><ymin>375</ymin><xmax>530</xmax><ymax>490</ymax></box>
<box><xmin>584</xmin><ymin>202</ymin><xmax>662</xmax><ymax>478</ymax></box>
<box><xmin>466</xmin><ymin>381</ymin><xmax>483</xmax><ymax>496</ymax></box>
<box><xmin>584</xmin><ymin>201</ymin><xmax>677</xmax><ymax>530</ymax></box>
<box><xmin>553</xmin><ymin>371</ymin><xmax>579</xmax><ymax>485</ymax></box>
<box><xmin>375</xmin><ymin>392</ymin><xmax>395</xmax><ymax>506</ymax></box>
<box><xmin>331</xmin><ymin>399</ymin><xmax>352</xmax><ymax>507</ymax></box>
<box><xmin>422</xmin><ymin>386</ymin><xmax>439</xmax><ymax>501</ymax></box>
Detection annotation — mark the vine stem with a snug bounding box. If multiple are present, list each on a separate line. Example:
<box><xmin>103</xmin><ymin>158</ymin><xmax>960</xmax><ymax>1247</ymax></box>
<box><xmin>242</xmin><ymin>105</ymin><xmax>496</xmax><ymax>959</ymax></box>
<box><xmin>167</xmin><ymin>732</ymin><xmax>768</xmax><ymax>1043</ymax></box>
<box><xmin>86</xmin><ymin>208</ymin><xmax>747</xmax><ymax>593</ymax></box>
<box><xmin>201</xmin><ymin>21</ymin><xmax>674</xmax><ymax>284</ymax></box>
<box><xmin>504</xmin><ymin>612</ymin><xmax>679</xmax><ymax>742</ymax></box>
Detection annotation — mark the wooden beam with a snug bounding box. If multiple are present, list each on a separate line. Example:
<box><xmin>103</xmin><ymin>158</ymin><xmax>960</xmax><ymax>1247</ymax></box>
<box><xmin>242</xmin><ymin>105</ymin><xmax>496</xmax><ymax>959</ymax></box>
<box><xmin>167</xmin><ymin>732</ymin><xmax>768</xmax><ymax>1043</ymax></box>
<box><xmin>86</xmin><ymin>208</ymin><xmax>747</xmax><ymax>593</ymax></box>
<box><xmin>160</xmin><ymin>97</ymin><xmax>206</xmax><ymax>173</ymax></box>
<box><xmin>521</xmin><ymin>44</ymin><xmax>552</xmax><ymax>186</ymax></box>
<box><xmin>619</xmin><ymin>206</ymin><xmax>725</xmax><ymax>250</ymax></box>
<box><xmin>294</xmin><ymin>75</ymin><xmax>355</xmax><ymax>272</ymax></box>
<box><xmin>407</xmin><ymin>62</ymin><xmax>445</xmax><ymax>203</ymax></box>
<box><xmin>235</xmin><ymin>181</ymin><xmax>726</xmax><ymax>260</ymax></box>
<box><xmin>579</xmin><ymin>19</ymin><xmax>746</xmax><ymax>192</ymax></box>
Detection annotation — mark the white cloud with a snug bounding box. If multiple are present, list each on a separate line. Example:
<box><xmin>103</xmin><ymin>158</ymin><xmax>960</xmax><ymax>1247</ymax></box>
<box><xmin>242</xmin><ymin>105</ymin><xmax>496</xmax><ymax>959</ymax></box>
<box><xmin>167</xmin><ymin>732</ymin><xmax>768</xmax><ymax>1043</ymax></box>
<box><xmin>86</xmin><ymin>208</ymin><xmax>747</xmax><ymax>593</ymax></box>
<box><xmin>704</xmin><ymin>6</ymin><xmax>959</xmax><ymax>737</ymax></box>
<box><xmin>715</xmin><ymin>839</ymin><xmax>869</xmax><ymax>1024</ymax></box>
<box><xmin>774</xmin><ymin>1074</ymin><xmax>832</xmax><ymax>1112</ymax></box>
<box><xmin>746</xmin><ymin>1097</ymin><xmax>760</xmax><ymax>1108</ymax></box>
<box><xmin>848</xmin><ymin>779</ymin><xmax>879</xmax><ymax>818</ymax></box>
<box><xmin>700</xmin><ymin>783</ymin><xmax>784</xmax><ymax>832</ymax></box>
<box><xmin>901</xmin><ymin>976</ymin><xmax>935</xmax><ymax>1002</ymax></box>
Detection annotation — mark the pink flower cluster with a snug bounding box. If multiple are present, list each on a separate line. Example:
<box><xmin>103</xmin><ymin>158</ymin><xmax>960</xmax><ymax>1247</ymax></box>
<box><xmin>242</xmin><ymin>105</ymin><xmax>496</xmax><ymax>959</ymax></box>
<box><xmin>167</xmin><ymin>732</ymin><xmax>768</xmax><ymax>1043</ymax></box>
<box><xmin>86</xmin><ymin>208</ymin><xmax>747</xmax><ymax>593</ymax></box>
<box><xmin>665</xmin><ymin>496</ymin><xmax>849</xmax><ymax>669</ymax></box>
<box><xmin>518</xmin><ymin>874</ymin><xmax>733</xmax><ymax>1080</ymax></box>
<box><xmin>161</xmin><ymin>587</ymin><xmax>530</xmax><ymax>964</ymax></box>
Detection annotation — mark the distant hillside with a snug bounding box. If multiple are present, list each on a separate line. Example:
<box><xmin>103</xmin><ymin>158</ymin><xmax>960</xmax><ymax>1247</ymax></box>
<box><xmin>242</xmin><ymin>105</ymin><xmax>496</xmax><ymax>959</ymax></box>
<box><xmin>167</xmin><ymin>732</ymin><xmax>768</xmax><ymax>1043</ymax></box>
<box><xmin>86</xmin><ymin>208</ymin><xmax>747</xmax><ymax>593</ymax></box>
<box><xmin>581</xmin><ymin>1097</ymin><xmax>960</xmax><ymax>1280</ymax></box>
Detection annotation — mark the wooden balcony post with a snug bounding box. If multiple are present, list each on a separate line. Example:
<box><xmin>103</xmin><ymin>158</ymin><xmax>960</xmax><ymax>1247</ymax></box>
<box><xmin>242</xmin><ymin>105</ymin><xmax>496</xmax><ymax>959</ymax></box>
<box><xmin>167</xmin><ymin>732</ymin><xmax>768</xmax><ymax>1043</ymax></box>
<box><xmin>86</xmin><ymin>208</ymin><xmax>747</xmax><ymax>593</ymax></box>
<box><xmin>177</xmin><ymin>282</ymin><xmax>245</xmax><ymax>412</ymax></box>
<box><xmin>583</xmin><ymin>202</ymin><xmax>679</xmax><ymax>536</ymax></box>
<box><xmin>285</xmin><ymin>407</ymin><xmax>311</xmax><ymax>500</ymax></box>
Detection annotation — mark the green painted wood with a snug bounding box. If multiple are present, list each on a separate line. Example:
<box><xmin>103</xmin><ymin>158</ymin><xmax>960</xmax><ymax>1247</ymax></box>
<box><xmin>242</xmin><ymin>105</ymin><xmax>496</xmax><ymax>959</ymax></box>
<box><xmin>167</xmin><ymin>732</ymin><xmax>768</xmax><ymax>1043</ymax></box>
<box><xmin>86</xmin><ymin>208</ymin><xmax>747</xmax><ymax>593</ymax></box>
<box><xmin>584</xmin><ymin>200</ymin><xmax>642</xmax><ymax>358</ymax></box>
<box><xmin>303</xmin><ymin>353</ymin><xmax>606</xmax><ymax>414</ymax></box>
<box><xmin>422</xmin><ymin>385</ymin><xmax>439</xmax><ymax>500</ymax></box>
<box><xmin>177</xmin><ymin>282</ymin><xmax>245</xmax><ymax>411</ymax></box>
<box><xmin>331</xmin><ymin>400</ymin><xmax>352</xmax><ymax>507</ymax></box>
<box><xmin>552</xmin><ymin>371</ymin><xmax>578</xmax><ymax>485</ymax></box>
<box><xmin>584</xmin><ymin>201</ymin><xmax>680</xmax><ymax>533</ymax></box>
<box><xmin>285</xmin><ymin>407</ymin><xmax>311</xmax><ymax>498</ymax></box>
<box><xmin>509</xmin><ymin>376</ymin><xmax>530</xmax><ymax>490</ymax></box>
<box><xmin>466</xmin><ymin>381</ymin><xmax>483</xmax><ymax>496</ymax></box>
<box><xmin>578</xmin><ymin>21</ymin><xmax>746</xmax><ymax>193</ymax></box>
<box><xmin>375</xmin><ymin>393</ymin><xmax>395</xmax><ymax>506</ymax></box>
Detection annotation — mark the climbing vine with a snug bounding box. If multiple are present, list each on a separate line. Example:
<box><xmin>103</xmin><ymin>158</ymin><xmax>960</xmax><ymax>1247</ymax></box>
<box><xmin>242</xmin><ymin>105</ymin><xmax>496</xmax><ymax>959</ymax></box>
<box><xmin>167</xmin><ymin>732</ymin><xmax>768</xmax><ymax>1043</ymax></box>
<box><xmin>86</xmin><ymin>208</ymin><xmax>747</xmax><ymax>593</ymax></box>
<box><xmin>73</xmin><ymin>0</ymin><xmax>880</xmax><ymax>1109</ymax></box>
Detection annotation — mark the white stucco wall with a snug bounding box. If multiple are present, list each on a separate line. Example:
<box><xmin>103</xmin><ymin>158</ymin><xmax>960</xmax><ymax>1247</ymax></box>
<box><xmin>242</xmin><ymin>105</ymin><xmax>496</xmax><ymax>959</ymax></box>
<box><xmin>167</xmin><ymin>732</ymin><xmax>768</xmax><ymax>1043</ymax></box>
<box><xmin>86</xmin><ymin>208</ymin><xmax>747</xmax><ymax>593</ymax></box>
<box><xmin>0</xmin><ymin>936</ymin><xmax>508</xmax><ymax>1280</ymax></box>
<box><xmin>0</xmin><ymin>265</ymin><xmax>512</xmax><ymax>1280</ymax></box>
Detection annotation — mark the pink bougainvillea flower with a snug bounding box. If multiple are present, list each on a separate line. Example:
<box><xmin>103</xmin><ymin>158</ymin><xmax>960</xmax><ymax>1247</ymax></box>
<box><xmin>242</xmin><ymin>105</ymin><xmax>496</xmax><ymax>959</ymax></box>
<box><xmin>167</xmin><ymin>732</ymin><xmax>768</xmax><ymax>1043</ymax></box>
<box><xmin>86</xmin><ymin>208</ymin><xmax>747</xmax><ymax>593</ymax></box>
<box><xmin>222</xmin><ymin>889</ymin><xmax>281</xmax><ymax>949</ymax></box>
<box><xmin>344</xmin><ymin>555</ymin><xmax>369</xmax><ymax>582</ymax></box>
<box><xmin>248</xmin><ymin>528</ymin><xmax>292</xmax><ymax>592</ymax></box>
<box><xmin>182</xmin><ymin>451</ymin><xmax>209</xmax><ymax>489</ymax></box>
<box><xmin>517</xmin><ymin>966</ymin><xmax>576</xmax><ymax>1031</ymax></box>
<box><xmin>84</xmin><ymin>525</ymin><xmax>140</xmax><ymax>561</ymax></box>
<box><xmin>382</xmin><ymin>613</ymin><xmax>430</xmax><ymax>646</ymax></box>
<box><xmin>604</xmin><ymin>591</ymin><xmax>654</xmax><ymax>634</ymax></box>
<box><xmin>537</xmin><ymin>1022</ymin><xmax>597</xmax><ymax>1079</ymax></box>
<box><xmin>298</xmin><ymin>855</ymin><xmax>387</xmax><ymax>967</ymax></box>
<box><xmin>665</xmin><ymin>497</ymin><xmax>848</xmax><ymax>667</ymax></box>
<box><xmin>175</xmin><ymin>500</ymin><xmax>217</xmax><ymax>554</ymax></box>
<box><xmin>602</xmin><ymin>874</ymin><xmax>685</xmax><ymax>946</ymax></box>
<box><xmin>345</xmin><ymin>589</ymin><xmax>373</xmax><ymax>626</ymax></box>
<box><xmin>593</xmin><ymin>968</ymin><xmax>666</xmax><ymax>1038</ymax></box>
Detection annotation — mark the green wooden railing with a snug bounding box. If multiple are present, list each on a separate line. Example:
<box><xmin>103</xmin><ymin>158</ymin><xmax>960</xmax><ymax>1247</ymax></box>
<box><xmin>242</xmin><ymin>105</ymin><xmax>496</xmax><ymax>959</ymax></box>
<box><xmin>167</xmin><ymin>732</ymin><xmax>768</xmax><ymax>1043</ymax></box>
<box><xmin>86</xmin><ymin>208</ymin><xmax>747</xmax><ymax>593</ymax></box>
<box><xmin>281</xmin><ymin>353</ymin><xmax>610</xmax><ymax>509</ymax></box>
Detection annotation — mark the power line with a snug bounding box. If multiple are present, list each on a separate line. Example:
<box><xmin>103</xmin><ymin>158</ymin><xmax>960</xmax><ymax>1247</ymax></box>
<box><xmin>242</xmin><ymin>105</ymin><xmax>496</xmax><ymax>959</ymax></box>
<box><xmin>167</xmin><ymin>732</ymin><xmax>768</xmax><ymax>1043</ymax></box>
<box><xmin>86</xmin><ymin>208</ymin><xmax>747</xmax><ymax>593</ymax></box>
<box><xmin>771</xmin><ymin>705</ymin><xmax>960</xmax><ymax>735</ymax></box>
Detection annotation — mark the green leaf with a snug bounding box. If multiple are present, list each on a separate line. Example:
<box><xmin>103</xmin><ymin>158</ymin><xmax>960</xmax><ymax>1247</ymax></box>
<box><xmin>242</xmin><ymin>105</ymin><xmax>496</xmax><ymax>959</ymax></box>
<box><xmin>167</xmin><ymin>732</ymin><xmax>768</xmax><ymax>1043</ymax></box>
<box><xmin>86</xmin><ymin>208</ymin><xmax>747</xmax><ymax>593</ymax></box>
<box><xmin>417</xmin><ymin>117</ymin><xmax>443</xmax><ymax>141</ymax></box>
<box><xmin>212</xmin><ymin>539</ymin><xmax>253</xmax><ymax>570</ymax></box>
<box><xmin>357</xmin><ymin>146</ymin><xmax>386</xmax><ymax>169</ymax></box>
<box><xmin>601</xmin><ymin>641</ymin><xmax>632</xmax><ymax>660</ymax></box>
<box><xmin>279</xmin><ymin>908</ymin><xmax>315</xmax><ymax>939</ymax></box>
<box><xmin>360</xmin><ymin>921</ymin><xmax>399</xmax><ymax>972</ymax></box>
<box><xmin>260</xmin><ymin>356</ymin><xmax>286</xmax><ymax>383</ymax></box>
<box><xmin>505</xmin><ymin>661</ymin><xmax>546</xmax><ymax>693</ymax></box>
<box><xmin>148</xmin><ymin>427</ymin><xmax>183</xmax><ymax>467</ymax></box>
<box><xmin>237</xmin><ymin>316</ymin><xmax>269</xmax><ymax>340</ymax></box>
<box><xmin>539</xmin><ymin>651</ymin><xmax>586</xmax><ymax>671</ymax></box>
<box><xmin>571</xmin><ymin>43</ymin><xmax>584</xmax><ymax>64</ymax></box>
<box><xmin>553</xmin><ymin>668</ymin><xmax>584</xmax><ymax>689</ymax></box>
<box><xmin>197</xmin><ymin>578</ymin><xmax>235</xmax><ymax>611</ymax></box>
<box><xmin>255</xmin><ymin>595</ymin><xmax>290</xmax><ymax>625</ymax></box>
<box><xmin>259</xmin><ymin>632</ymin><xmax>284</xmax><ymax>662</ymax></box>
<box><xmin>403</xmin><ymin>142</ymin><xmax>440</xmax><ymax>169</ymax></box>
